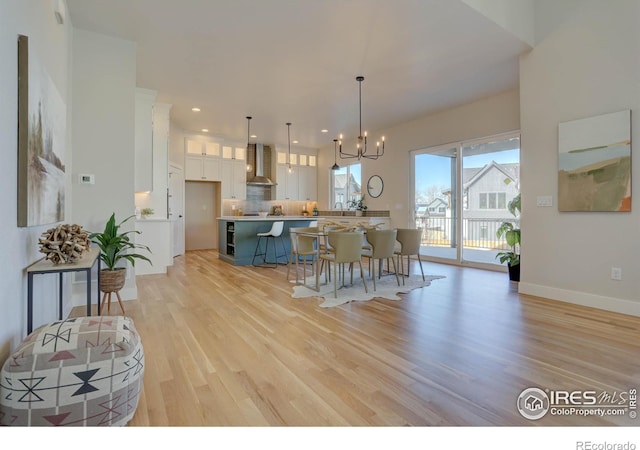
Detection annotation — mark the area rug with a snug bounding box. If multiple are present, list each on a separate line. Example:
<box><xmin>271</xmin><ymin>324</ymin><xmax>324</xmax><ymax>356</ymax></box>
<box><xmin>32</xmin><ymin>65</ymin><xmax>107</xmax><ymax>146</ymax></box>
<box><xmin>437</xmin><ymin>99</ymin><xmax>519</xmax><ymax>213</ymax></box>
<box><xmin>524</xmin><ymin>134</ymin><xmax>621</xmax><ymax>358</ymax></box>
<box><xmin>291</xmin><ymin>271</ymin><xmax>445</xmax><ymax>308</ymax></box>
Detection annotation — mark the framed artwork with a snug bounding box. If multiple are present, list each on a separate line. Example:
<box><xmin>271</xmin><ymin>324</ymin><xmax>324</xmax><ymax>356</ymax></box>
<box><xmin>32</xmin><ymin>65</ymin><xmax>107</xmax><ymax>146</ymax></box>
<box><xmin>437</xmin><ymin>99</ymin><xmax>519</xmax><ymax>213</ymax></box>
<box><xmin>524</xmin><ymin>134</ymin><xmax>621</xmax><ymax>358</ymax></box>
<box><xmin>558</xmin><ymin>110</ymin><xmax>631</xmax><ymax>212</ymax></box>
<box><xmin>17</xmin><ymin>35</ymin><xmax>67</xmax><ymax>227</ymax></box>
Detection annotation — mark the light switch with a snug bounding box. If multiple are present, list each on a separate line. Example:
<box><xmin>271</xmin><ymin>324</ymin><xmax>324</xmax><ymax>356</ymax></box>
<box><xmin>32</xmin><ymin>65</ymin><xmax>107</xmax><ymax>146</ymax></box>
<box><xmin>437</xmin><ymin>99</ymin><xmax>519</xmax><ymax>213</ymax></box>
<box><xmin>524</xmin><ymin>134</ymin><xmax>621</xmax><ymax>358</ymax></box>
<box><xmin>536</xmin><ymin>196</ymin><xmax>553</xmax><ymax>207</ymax></box>
<box><xmin>79</xmin><ymin>174</ymin><xmax>95</xmax><ymax>185</ymax></box>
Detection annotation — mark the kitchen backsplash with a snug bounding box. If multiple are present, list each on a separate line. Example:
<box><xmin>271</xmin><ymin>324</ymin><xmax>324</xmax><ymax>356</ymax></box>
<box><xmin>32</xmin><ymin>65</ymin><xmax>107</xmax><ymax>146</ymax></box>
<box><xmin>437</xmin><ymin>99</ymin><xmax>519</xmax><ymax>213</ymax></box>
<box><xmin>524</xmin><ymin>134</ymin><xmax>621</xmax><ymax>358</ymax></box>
<box><xmin>223</xmin><ymin>199</ymin><xmax>317</xmax><ymax>216</ymax></box>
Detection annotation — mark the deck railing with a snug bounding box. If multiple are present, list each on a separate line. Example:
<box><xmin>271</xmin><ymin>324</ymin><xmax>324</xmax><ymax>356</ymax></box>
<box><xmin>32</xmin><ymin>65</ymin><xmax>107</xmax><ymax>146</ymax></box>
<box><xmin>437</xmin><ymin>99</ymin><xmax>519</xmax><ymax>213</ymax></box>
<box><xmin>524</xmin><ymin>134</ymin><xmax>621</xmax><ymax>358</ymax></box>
<box><xmin>415</xmin><ymin>216</ymin><xmax>520</xmax><ymax>250</ymax></box>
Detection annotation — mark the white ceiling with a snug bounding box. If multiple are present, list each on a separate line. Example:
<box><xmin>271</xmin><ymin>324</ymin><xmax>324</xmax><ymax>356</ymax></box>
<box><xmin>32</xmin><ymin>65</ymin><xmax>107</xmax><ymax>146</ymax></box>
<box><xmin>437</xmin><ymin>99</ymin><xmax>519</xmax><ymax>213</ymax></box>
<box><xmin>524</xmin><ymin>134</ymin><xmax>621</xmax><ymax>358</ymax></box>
<box><xmin>66</xmin><ymin>0</ymin><xmax>530</xmax><ymax>149</ymax></box>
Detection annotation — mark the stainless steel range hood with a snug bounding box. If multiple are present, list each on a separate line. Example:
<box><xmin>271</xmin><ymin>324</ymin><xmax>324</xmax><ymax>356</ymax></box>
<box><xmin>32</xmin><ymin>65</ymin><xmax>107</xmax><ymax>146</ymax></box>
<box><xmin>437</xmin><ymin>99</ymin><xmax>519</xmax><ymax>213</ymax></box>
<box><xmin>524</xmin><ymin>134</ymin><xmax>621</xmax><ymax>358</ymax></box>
<box><xmin>247</xmin><ymin>143</ymin><xmax>276</xmax><ymax>186</ymax></box>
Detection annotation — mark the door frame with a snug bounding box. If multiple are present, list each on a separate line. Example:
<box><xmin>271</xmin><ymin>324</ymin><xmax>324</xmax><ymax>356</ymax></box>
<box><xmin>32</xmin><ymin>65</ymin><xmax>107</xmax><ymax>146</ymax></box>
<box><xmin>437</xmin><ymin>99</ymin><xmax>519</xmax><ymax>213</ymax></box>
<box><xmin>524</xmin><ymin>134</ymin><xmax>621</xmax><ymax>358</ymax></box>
<box><xmin>169</xmin><ymin>163</ymin><xmax>185</xmax><ymax>257</ymax></box>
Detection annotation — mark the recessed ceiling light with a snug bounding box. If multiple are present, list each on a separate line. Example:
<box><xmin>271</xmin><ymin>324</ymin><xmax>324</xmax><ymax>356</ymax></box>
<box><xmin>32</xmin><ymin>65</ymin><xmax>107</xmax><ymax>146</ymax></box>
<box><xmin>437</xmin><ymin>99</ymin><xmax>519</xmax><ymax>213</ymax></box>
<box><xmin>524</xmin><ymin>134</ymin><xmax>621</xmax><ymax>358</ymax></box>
<box><xmin>192</xmin><ymin>107</ymin><xmax>201</xmax><ymax>112</ymax></box>
<box><xmin>293</xmin><ymin>140</ymin><xmax>299</xmax><ymax>144</ymax></box>
<box><xmin>250</xmin><ymin>134</ymin><xmax>257</xmax><ymax>139</ymax></box>
<box><xmin>201</xmin><ymin>128</ymin><xmax>209</xmax><ymax>132</ymax></box>
<box><xmin>321</xmin><ymin>129</ymin><xmax>328</xmax><ymax>133</ymax></box>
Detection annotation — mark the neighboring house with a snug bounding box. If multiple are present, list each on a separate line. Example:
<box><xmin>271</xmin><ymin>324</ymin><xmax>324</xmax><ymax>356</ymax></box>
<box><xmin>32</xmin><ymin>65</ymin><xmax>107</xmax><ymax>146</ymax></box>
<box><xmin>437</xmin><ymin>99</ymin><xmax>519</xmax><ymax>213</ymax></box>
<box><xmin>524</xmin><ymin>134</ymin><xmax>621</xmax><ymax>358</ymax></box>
<box><xmin>333</xmin><ymin>173</ymin><xmax>361</xmax><ymax>207</ymax></box>
<box><xmin>424</xmin><ymin>161</ymin><xmax>520</xmax><ymax>247</ymax></box>
<box><xmin>463</xmin><ymin>161</ymin><xmax>520</xmax><ymax>220</ymax></box>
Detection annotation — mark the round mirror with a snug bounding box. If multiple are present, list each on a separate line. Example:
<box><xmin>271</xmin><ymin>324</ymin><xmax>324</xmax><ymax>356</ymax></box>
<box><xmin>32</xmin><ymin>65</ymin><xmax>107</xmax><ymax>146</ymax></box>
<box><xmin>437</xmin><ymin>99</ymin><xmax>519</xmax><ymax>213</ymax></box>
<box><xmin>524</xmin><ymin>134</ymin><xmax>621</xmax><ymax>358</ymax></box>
<box><xmin>367</xmin><ymin>175</ymin><xmax>384</xmax><ymax>198</ymax></box>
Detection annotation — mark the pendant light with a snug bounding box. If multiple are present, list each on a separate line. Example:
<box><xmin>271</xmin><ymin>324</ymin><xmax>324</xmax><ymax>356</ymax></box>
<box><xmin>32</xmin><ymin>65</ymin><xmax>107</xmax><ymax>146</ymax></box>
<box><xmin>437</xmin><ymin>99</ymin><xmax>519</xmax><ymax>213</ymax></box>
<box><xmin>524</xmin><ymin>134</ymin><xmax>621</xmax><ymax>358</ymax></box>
<box><xmin>338</xmin><ymin>76</ymin><xmax>385</xmax><ymax>160</ymax></box>
<box><xmin>286</xmin><ymin>122</ymin><xmax>292</xmax><ymax>173</ymax></box>
<box><xmin>331</xmin><ymin>139</ymin><xmax>340</xmax><ymax>171</ymax></box>
<box><xmin>246</xmin><ymin>116</ymin><xmax>253</xmax><ymax>172</ymax></box>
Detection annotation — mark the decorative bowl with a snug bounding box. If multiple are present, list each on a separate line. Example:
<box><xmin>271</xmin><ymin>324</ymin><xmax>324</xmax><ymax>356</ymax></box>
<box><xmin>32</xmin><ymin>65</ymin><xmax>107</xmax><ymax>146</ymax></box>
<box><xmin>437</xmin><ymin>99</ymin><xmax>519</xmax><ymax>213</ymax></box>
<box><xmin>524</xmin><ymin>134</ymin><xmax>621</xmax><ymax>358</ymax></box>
<box><xmin>258</xmin><ymin>211</ymin><xmax>268</xmax><ymax>217</ymax></box>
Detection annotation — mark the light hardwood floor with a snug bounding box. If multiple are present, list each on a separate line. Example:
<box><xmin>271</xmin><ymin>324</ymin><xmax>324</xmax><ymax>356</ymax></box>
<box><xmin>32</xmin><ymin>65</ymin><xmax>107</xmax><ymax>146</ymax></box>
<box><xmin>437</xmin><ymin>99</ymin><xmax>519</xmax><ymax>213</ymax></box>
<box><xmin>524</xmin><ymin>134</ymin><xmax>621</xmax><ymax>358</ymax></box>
<box><xmin>74</xmin><ymin>250</ymin><xmax>640</xmax><ymax>426</ymax></box>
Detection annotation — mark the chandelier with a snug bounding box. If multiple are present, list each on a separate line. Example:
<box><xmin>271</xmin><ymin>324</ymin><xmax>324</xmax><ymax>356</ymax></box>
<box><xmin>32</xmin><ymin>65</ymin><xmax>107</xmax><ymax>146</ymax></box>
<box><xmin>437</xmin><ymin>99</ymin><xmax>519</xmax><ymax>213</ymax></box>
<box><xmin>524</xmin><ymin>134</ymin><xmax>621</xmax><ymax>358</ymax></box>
<box><xmin>338</xmin><ymin>76</ymin><xmax>385</xmax><ymax>160</ymax></box>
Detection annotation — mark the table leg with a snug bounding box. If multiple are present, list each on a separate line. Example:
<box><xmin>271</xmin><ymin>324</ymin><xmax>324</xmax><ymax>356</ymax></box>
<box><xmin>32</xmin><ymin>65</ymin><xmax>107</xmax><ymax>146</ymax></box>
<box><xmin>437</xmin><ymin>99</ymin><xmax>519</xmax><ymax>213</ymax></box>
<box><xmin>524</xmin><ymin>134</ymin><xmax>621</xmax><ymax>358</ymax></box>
<box><xmin>28</xmin><ymin>273</ymin><xmax>34</xmax><ymax>334</ymax></box>
<box><xmin>86</xmin><ymin>267</ymin><xmax>92</xmax><ymax>316</ymax></box>
<box><xmin>97</xmin><ymin>258</ymin><xmax>101</xmax><ymax>315</ymax></box>
<box><xmin>59</xmin><ymin>272</ymin><xmax>63</xmax><ymax>320</ymax></box>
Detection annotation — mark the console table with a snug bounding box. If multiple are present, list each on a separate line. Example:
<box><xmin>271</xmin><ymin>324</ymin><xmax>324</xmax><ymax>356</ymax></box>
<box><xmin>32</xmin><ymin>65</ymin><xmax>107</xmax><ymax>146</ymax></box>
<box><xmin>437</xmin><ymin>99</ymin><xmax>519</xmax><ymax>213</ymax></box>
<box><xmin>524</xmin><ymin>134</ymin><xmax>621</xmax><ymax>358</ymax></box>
<box><xmin>26</xmin><ymin>247</ymin><xmax>101</xmax><ymax>334</ymax></box>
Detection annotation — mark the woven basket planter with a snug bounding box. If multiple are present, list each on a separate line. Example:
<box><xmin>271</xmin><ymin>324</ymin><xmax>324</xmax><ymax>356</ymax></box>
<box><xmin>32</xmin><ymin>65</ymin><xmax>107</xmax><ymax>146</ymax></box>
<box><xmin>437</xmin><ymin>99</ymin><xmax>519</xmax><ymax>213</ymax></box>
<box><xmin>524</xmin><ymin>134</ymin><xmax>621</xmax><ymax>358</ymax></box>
<box><xmin>100</xmin><ymin>268</ymin><xmax>126</xmax><ymax>293</ymax></box>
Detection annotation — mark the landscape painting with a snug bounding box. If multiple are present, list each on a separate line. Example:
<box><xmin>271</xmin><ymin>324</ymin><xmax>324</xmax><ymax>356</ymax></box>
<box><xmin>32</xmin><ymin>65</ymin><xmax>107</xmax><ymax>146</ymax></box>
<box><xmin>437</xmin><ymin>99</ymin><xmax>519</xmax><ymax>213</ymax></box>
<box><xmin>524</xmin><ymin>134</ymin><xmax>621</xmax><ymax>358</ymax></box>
<box><xmin>17</xmin><ymin>35</ymin><xmax>66</xmax><ymax>227</ymax></box>
<box><xmin>558</xmin><ymin>110</ymin><xmax>631</xmax><ymax>212</ymax></box>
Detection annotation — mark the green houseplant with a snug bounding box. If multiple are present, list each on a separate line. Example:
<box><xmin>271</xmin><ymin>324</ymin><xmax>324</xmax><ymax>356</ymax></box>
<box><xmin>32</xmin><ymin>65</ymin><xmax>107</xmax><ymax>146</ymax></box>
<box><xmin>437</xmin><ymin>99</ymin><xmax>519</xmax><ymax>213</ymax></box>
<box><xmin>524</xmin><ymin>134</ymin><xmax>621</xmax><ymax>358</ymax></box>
<box><xmin>348</xmin><ymin>196</ymin><xmax>368</xmax><ymax>216</ymax></box>
<box><xmin>495</xmin><ymin>193</ymin><xmax>521</xmax><ymax>281</ymax></box>
<box><xmin>90</xmin><ymin>213</ymin><xmax>152</xmax><ymax>299</ymax></box>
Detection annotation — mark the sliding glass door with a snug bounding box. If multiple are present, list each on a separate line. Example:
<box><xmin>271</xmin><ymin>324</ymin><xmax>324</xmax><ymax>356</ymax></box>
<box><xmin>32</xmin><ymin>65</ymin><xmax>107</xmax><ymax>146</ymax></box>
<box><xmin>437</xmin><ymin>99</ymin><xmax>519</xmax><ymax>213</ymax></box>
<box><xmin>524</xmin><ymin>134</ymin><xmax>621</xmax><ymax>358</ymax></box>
<box><xmin>411</xmin><ymin>132</ymin><xmax>520</xmax><ymax>267</ymax></box>
<box><xmin>413</xmin><ymin>145</ymin><xmax>458</xmax><ymax>261</ymax></box>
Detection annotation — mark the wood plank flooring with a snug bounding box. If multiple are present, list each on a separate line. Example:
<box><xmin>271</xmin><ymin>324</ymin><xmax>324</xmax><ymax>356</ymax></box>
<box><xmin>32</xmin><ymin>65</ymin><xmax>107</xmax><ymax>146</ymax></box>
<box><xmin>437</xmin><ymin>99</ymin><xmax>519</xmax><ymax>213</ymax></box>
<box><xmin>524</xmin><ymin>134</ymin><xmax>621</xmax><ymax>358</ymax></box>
<box><xmin>73</xmin><ymin>250</ymin><xmax>640</xmax><ymax>426</ymax></box>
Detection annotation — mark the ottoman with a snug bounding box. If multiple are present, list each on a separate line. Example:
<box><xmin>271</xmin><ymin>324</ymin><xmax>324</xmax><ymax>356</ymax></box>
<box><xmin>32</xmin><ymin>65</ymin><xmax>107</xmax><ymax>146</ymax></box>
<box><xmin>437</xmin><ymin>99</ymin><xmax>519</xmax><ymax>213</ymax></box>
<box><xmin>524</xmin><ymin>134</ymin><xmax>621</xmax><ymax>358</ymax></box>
<box><xmin>0</xmin><ymin>316</ymin><xmax>144</xmax><ymax>426</ymax></box>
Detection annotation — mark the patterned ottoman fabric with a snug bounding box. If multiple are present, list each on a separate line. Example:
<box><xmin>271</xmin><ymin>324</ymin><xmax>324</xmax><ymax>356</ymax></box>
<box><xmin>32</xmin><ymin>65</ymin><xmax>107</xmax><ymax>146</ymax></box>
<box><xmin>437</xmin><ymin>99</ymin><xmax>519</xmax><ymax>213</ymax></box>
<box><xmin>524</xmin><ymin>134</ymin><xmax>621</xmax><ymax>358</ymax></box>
<box><xmin>0</xmin><ymin>316</ymin><xmax>144</xmax><ymax>426</ymax></box>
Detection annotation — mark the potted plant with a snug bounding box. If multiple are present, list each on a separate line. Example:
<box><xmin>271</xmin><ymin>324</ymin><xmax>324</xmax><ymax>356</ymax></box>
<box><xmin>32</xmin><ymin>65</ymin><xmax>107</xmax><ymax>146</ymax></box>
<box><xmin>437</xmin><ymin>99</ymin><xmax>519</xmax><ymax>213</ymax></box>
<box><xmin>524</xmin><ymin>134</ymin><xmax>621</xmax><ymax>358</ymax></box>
<box><xmin>90</xmin><ymin>213</ymin><xmax>152</xmax><ymax>310</ymax></box>
<box><xmin>348</xmin><ymin>196</ymin><xmax>368</xmax><ymax>217</ymax></box>
<box><xmin>140</xmin><ymin>207</ymin><xmax>154</xmax><ymax>219</ymax></box>
<box><xmin>495</xmin><ymin>193</ymin><xmax>521</xmax><ymax>281</ymax></box>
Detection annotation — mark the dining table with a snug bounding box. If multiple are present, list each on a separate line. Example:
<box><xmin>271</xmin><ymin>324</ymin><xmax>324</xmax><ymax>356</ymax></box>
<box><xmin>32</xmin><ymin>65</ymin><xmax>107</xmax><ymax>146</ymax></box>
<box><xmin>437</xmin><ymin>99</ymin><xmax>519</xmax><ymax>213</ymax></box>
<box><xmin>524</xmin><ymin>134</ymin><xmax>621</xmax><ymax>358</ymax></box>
<box><xmin>290</xmin><ymin>223</ymin><xmax>383</xmax><ymax>292</ymax></box>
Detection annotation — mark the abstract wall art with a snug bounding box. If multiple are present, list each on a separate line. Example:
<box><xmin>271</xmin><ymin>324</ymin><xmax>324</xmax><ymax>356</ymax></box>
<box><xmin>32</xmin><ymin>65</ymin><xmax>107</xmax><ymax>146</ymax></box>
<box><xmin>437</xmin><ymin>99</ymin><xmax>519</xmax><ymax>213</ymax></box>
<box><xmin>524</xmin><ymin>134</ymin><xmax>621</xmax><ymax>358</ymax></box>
<box><xmin>17</xmin><ymin>35</ymin><xmax>67</xmax><ymax>227</ymax></box>
<box><xmin>558</xmin><ymin>110</ymin><xmax>631</xmax><ymax>212</ymax></box>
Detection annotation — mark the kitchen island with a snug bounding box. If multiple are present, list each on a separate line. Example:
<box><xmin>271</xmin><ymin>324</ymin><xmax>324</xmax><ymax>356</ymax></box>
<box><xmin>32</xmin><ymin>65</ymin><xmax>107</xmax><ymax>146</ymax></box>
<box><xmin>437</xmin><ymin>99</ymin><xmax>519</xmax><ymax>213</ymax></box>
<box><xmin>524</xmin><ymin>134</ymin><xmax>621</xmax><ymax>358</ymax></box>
<box><xmin>217</xmin><ymin>216</ymin><xmax>316</xmax><ymax>265</ymax></box>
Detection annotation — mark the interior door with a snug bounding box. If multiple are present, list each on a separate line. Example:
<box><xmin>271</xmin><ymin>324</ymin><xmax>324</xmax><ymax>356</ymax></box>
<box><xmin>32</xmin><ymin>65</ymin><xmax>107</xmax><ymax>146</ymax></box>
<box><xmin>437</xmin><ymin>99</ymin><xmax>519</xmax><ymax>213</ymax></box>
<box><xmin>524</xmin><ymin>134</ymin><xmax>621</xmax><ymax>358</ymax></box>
<box><xmin>169</xmin><ymin>165</ymin><xmax>185</xmax><ymax>257</ymax></box>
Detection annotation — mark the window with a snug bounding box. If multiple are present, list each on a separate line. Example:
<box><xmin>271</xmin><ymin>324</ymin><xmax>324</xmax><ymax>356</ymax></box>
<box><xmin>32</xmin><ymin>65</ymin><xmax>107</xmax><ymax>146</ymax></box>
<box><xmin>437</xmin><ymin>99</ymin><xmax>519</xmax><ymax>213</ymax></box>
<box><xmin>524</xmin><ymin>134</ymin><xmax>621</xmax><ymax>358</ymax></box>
<box><xmin>331</xmin><ymin>163</ymin><xmax>361</xmax><ymax>209</ymax></box>
<box><xmin>479</xmin><ymin>192</ymin><xmax>507</xmax><ymax>209</ymax></box>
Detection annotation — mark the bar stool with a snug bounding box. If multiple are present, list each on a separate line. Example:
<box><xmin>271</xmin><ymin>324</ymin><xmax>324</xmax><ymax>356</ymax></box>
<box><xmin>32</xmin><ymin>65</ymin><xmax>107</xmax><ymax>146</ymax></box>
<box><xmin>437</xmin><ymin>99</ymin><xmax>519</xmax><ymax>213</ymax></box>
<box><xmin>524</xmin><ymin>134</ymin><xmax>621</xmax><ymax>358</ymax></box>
<box><xmin>252</xmin><ymin>221</ymin><xmax>288</xmax><ymax>268</ymax></box>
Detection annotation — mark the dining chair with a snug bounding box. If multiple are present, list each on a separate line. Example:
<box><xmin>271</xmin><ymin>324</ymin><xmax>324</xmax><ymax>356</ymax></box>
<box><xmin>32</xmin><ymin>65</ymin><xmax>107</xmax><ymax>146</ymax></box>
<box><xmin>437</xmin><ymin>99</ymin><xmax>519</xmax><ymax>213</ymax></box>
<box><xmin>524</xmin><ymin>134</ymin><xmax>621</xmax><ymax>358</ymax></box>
<box><xmin>251</xmin><ymin>221</ymin><xmax>288</xmax><ymax>268</ymax></box>
<box><xmin>320</xmin><ymin>231</ymin><xmax>368</xmax><ymax>298</ymax></box>
<box><xmin>287</xmin><ymin>226</ymin><xmax>322</xmax><ymax>285</ymax></box>
<box><xmin>394</xmin><ymin>228</ymin><xmax>425</xmax><ymax>284</ymax></box>
<box><xmin>363</xmin><ymin>229</ymin><xmax>400</xmax><ymax>291</ymax></box>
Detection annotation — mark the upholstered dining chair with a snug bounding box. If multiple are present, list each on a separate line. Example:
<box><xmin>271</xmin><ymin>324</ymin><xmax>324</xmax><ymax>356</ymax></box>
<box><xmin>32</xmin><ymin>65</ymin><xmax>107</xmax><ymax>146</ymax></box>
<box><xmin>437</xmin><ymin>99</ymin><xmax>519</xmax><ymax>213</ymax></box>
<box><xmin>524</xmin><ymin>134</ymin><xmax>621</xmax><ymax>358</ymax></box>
<box><xmin>287</xmin><ymin>227</ymin><xmax>324</xmax><ymax>285</ymax></box>
<box><xmin>320</xmin><ymin>231</ymin><xmax>368</xmax><ymax>298</ymax></box>
<box><xmin>363</xmin><ymin>228</ymin><xmax>400</xmax><ymax>291</ymax></box>
<box><xmin>394</xmin><ymin>228</ymin><xmax>425</xmax><ymax>284</ymax></box>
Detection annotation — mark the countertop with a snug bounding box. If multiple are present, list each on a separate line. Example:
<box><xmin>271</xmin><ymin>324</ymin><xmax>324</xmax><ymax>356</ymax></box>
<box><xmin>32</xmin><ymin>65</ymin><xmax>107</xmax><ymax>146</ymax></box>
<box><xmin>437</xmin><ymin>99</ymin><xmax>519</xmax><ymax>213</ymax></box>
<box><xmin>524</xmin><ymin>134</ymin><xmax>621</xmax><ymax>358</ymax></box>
<box><xmin>218</xmin><ymin>216</ymin><xmax>316</xmax><ymax>221</ymax></box>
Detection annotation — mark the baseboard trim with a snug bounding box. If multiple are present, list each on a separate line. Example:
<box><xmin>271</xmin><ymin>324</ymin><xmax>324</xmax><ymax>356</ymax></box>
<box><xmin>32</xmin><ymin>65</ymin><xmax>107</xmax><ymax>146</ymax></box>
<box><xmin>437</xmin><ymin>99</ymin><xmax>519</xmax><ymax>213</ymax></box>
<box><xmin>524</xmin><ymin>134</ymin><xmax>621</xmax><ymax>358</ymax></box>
<box><xmin>518</xmin><ymin>282</ymin><xmax>640</xmax><ymax>317</ymax></box>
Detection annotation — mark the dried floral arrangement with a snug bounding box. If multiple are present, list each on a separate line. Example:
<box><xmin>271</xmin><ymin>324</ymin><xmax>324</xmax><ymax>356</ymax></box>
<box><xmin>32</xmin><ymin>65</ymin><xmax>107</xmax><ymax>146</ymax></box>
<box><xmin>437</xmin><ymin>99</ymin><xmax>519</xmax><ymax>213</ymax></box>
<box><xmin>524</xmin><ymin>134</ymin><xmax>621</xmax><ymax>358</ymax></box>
<box><xmin>38</xmin><ymin>224</ymin><xmax>90</xmax><ymax>264</ymax></box>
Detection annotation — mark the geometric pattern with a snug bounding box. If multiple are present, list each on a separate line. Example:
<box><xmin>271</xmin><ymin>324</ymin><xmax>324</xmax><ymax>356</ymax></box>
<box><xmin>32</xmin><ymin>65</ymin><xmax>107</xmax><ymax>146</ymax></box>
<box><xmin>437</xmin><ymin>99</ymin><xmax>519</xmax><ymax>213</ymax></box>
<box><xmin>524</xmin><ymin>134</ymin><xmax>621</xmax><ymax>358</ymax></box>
<box><xmin>0</xmin><ymin>316</ymin><xmax>144</xmax><ymax>426</ymax></box>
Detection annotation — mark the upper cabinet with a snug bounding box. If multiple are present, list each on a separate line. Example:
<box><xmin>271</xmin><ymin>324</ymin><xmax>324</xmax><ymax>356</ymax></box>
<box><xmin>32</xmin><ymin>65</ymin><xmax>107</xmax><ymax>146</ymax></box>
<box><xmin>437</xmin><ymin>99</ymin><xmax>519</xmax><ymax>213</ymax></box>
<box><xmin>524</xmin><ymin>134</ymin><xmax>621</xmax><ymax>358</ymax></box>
<box><xmin>274</xmin><ymin>147</ymin><xmax>317</xmax><ymax>201</ymax></box>
<box><xmin>184</xmin><ymin>139</ymin><xmax>246</xmax><ymax>199</ymax></box>
<box><xmin>134</xmin><ymin>88</ymin><xmax>157</xmax><ymax>192</ymax></box>
<box><xmin>185</xmin><ymin>138</ymin><xmax>222</xmax><ymax>181</ymax></box>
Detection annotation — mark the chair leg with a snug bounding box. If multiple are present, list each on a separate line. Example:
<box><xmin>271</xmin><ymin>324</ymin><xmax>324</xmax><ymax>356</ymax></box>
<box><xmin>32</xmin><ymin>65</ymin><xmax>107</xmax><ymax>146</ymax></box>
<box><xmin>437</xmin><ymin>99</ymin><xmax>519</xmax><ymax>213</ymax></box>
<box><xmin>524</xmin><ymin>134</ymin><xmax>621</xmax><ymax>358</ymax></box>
<box><xmin>333</xmin><ymin>261</ymin><xmax>338</xmax><ymax>298</ymax></box>
<box><xmin>371</xmin><ymin>258</ymin><xmax>377</xmax><ymax>291</ymax></box>
<box><xmin>391</xmin><ymin>256</ymin><xmax>400</xmax><ymax>286</ymax></box>
<box><xmin>398</xmin><ymin>255</ymin><xmax>405</xmax><ymax>285</ymax></box>
<box><xmin>358</xmin><ymin>261</ymin><xmax>368</xmax><ymax>293</ymax></box>
<box><xmin>417</xmin><ymin>254</ymin><xmax>425</xmax><ymax>281</ymax></box>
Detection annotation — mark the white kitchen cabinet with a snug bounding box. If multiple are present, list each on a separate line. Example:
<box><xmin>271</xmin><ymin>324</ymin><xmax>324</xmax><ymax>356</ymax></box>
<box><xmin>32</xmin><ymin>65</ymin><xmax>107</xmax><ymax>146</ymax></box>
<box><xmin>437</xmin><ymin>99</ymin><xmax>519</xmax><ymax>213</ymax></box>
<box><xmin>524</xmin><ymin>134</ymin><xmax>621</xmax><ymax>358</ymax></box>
<box><xmin>184</xmin><ymin>138</ymin><xmax>223</xmax><ymax>181</ymax></box>
<box><xmin>276</xmin><ymin>164</ymin><xmax>299</xmax><ymax>200</ymax></box>
<box><xmin>298</xmin><ymin>165</ymin><xmax>317</xmax><ymax>201</ymax></box>
<box><xmin>185</xmin><ymin>155</ymin><xmax>221</xmax><ymax>181</ymax></box>
<box><xmin>220</xmin><ymin>159</ymin><xmax>246</xmax><ymax>199</ymax></box>
<box><xmin>275</xmin><ymin>147</ymin><xmax>317</xmax><ymax>201</ymax></box>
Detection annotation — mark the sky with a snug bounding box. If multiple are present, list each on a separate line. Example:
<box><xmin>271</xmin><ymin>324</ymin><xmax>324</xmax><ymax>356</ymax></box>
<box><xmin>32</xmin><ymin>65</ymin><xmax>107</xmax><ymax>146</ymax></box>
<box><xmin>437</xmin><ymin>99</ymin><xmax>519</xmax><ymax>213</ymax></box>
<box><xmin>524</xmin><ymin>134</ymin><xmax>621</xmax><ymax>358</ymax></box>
<box><xmin>415</xmin><ymin>148</ymin><xmax>520</xmax><ymax>195</ymax></box>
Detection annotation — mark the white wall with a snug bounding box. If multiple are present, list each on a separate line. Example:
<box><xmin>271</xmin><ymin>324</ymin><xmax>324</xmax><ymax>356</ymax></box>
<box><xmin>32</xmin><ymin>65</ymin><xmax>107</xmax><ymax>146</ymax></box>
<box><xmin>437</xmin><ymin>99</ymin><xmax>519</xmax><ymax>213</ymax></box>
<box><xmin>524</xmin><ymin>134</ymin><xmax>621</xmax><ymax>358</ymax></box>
<box><xmin>317</xmin><ymin>89</ymin><xmax>521</xmax><ymax>229</ymax></box>
<box><xmin>71</xmin><ymin>29</ymin><xmax>138</xmax><ymax>301</ymax></box>
<box><xmin>0</xmin><ymin>0</ymin><xmax>73</xmax><ymax>356</ymax></box>
<box><xmin>519</xmin><ymin>0</ymin><xmax>640</xmax><ymax>315</ymax></box>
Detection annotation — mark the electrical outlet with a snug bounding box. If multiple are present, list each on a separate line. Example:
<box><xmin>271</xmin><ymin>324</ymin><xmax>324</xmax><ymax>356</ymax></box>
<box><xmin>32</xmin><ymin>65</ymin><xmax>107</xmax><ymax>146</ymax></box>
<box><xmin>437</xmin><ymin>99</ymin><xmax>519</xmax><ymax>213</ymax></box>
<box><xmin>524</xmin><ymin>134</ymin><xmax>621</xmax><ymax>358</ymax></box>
<box><xmin>611</xmin><ymin>267</ymin><xmax>622</xmax><ymax>281</ymax></box>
